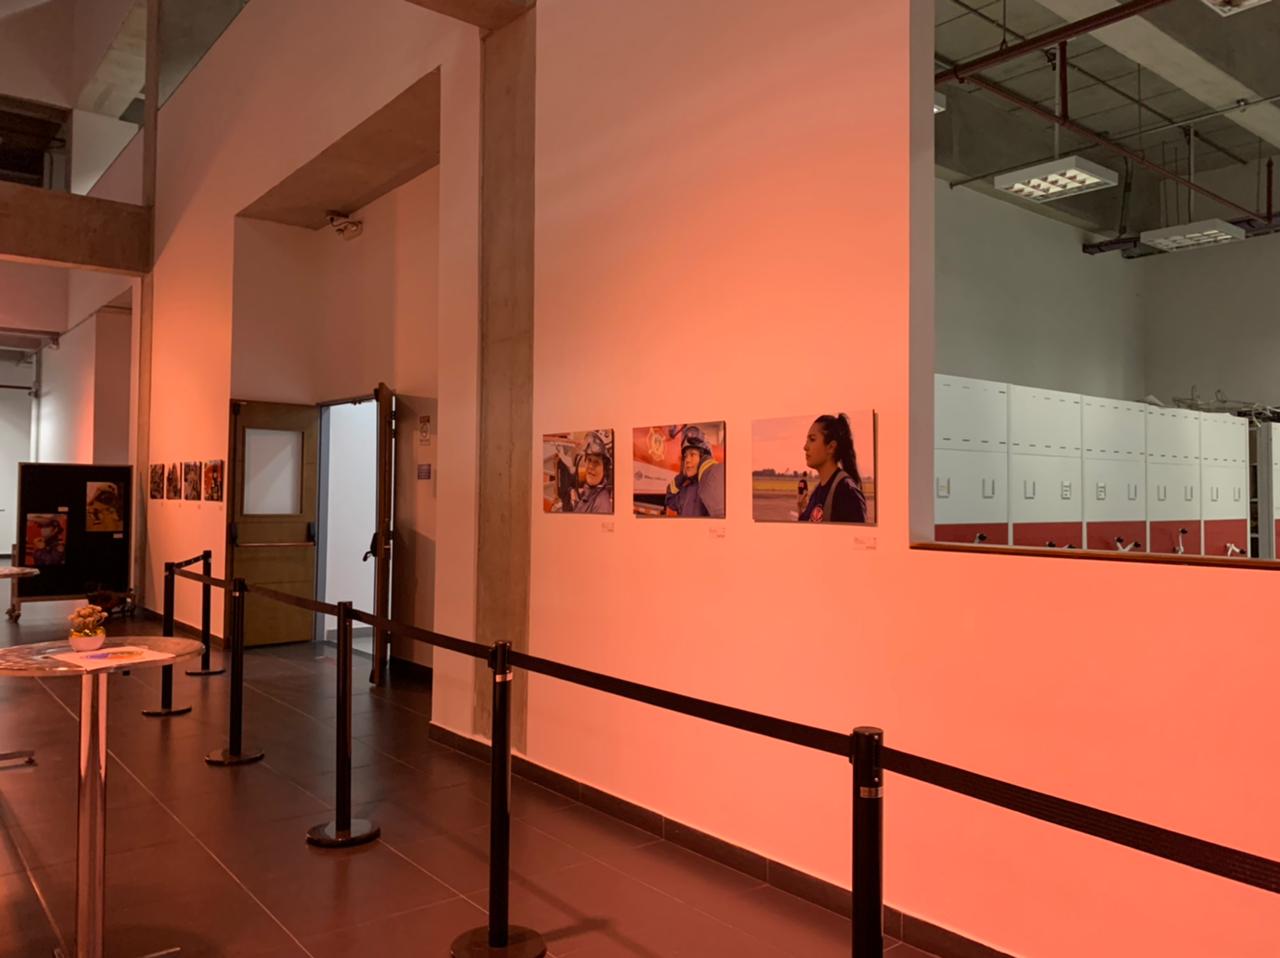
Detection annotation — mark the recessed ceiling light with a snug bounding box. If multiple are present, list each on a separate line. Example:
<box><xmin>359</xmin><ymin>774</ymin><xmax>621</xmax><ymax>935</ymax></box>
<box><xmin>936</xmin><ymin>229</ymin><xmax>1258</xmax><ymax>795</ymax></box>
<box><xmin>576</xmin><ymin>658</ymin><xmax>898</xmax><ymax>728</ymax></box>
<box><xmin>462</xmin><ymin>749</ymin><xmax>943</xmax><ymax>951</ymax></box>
<box><xmin>934</xmin><ymin>92</ymin><xmax>947</xmax><ymax>115</ymax></box>
<box><xmin>1198</xmin><ymin>0</ymin><xmax>1274</xmax><ymax>16</ymax></box>
<box><xmin>993</xmin><ymin>156</ymin><xmax>1118</xmax><ymax>203</ymax></box>
<box><xmin>1140</xmin><ymin>219</ymin><xmax>1247</xmax><ymax>252</ymax></box>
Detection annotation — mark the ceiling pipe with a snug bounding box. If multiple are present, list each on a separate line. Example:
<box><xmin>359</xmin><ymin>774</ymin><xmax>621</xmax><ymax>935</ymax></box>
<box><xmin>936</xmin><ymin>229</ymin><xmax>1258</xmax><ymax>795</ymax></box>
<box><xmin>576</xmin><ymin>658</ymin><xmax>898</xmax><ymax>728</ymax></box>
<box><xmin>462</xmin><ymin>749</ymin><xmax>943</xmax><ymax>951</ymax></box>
<box><xmin>934</xmin><ymin>0</ymin><xmax>1175</xmax><ymax>86</ymax></box>
<box><xmin>964</xmin><ymin>73</ymin><xmax>1265</xmax><ymax>222</ymax></box>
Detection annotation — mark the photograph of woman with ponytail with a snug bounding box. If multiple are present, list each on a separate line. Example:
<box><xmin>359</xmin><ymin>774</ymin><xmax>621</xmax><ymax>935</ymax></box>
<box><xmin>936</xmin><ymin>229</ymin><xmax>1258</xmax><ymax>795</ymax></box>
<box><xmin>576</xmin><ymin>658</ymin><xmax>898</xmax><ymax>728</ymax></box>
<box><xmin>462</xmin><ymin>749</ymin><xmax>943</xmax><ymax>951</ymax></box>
<box><xmin>750</xmin><ymin>411</ymin><xmax>876</xmax><ymax>524</ymax></box>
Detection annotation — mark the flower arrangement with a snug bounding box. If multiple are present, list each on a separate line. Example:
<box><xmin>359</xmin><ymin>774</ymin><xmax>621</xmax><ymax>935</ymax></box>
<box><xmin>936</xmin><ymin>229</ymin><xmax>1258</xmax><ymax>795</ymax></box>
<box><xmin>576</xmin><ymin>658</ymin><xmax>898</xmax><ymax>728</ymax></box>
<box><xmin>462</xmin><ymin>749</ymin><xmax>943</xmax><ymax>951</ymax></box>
<box><xmin>68</xmin><ymin>605</ymin><xmax>107</xmax><ymax>637</ymax></box>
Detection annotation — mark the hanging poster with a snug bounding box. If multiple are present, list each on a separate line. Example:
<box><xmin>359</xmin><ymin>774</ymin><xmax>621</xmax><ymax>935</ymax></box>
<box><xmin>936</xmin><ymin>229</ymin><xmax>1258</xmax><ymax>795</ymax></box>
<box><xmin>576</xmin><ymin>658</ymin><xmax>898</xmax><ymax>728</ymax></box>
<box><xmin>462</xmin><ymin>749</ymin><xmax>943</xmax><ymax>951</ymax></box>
<box><xmin>166</xmin><ymin>464</ymin><xmax>181</xmax><ymax>500</ymax></box>
<box><xmin>149</xmin><ymin>464</ymin><xmax>165</xmax><ymax>500</ymax></box>
<box><xmin>203</xmin><ymin>460</ymin><xmax>224</xmax><ymax>502</ymax></box>
<box><xmin>24</xmin><ymin>513</ymin><xmax>67</xmax><ymax>567</ymax></box>
<box><xmin>632</xmin><ymin>422</ymin><xmax>726</xmax><ymax>518</ymax></box>
<box><xmin>751</xmin><ymin>411</ymin><xmax>877</xmax><ymax>524</ymax></box>
<box><xmin>85</xmin><ymin>482</ymin><xmax>125</xmax><ymax>532</ymax></box>
<box><xmin>182</xmin><ymin>462</ymin><xmax>201</xmax><ymax>500</ymax></box>
<box><xmin>542</xmin><ymin>430</ymin><xmax>614</xmax><ymax>514</ymax></box>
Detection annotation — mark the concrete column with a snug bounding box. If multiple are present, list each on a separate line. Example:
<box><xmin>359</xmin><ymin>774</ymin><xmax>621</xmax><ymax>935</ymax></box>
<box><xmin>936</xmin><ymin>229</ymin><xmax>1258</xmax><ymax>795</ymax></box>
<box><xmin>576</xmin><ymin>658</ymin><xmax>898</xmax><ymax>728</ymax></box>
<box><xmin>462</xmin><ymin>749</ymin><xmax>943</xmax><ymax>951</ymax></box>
<box><xmin>473</xmin><ymin>8</ymin><xmax>535</xmax><ymax>749</ymax></box>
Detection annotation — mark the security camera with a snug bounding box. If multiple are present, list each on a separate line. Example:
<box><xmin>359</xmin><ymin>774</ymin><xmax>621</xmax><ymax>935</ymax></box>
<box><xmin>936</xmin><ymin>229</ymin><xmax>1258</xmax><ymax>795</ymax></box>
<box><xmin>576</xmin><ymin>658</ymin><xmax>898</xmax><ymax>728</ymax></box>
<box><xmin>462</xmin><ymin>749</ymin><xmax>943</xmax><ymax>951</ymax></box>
<box><xmin>325</xmin><ymin>211</ymin><xmax>363</xmax><ymax>241</ymax></box>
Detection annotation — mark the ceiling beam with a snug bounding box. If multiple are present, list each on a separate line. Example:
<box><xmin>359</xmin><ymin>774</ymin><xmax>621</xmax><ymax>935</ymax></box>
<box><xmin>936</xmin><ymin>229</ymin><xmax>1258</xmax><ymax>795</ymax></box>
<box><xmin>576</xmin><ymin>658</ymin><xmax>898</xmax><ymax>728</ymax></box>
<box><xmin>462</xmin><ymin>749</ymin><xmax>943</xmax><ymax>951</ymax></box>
<box><xmin>934</xmin><ymin>0</ymin><xmax>1174</xmax><ymax>86</ymax></box>
<box><xmin>402</xmin><ymin>0</ymin><xmax>533</xmax><ymax>31</ymax></box>
<box><xmin>0</xmin><ymin>182</ymin><xmax>151</xmax><ymax>274</ymax></box>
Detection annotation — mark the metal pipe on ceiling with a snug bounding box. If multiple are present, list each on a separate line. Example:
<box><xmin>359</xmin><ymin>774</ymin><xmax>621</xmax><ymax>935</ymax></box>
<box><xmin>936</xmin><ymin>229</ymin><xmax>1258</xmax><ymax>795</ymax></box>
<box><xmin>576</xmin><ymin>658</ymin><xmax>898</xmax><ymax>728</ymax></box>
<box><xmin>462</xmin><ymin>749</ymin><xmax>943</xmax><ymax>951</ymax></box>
<box><xmin>934</xmin><ymin>0</ymin><xmax>1175</xmax><ymax>86</ymax></box>
<box><xmin>963</xmin><ymin>73</ymin><xmax>1265</xmax><ymax>222</ymax></box>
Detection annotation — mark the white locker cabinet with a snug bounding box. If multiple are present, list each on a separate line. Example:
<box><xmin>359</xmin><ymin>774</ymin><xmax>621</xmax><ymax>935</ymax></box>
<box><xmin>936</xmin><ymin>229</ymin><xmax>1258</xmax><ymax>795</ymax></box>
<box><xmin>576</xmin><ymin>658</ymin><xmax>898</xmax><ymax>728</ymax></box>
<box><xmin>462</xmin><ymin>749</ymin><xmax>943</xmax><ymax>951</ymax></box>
<box><xmin>935</xmin><ymin>375</ymin><xmax>1008</xmax><ymax>451</ymax></box>
<box><xmin>1084</xmin><ymin>459</ymin><xmax>1145</xmax><ymax>521</ymax></box>
<box><xmin>934</xmin><ymin>449</ymin><xmax>1007</xmax><ymax>526</ymax></box>
<box><xmin>1201</xmin><ymin>464</ymin><xmax>1247</xmax><ymax>520</ymax></box>
<box><xmin>1082</xmin><ymin>398</ymin><xmax>1146</xmax><ymax>460</ymax></box>
<box><xmin>1146</xmin><ymin>408</ymin><xmax>1200</xmax><ymax>463</ymax></box>
<box><xmin>1147</xmin><ymin>462</ymin><xmax>1200</xmax><ymax>520</ymax></box>
<box><xmin>1009</xmin><ymin>454</ymin><xmax>1082</xmax><ymax>524</ymax></box>
<box><xmin>1199</xmin><ymin>412</ymin><xmax>1247</xmax><ymax>466</ymax></box>
<box><xmin>1009</xmin><ymin>385</ymin><xmax>1081</xmax><ymax>457</ymax></box>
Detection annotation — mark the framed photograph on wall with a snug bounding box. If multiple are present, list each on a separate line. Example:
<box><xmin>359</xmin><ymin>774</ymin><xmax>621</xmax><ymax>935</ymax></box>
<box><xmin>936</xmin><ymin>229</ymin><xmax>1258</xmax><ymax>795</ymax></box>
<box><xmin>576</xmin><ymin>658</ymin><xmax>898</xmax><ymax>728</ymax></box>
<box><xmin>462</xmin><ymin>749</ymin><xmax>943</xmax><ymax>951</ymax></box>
<box><xmin>751</xmin><ymin>411</ymin><xmax>876</xmax><ymax>524</ymax></box>
<box><xmin>166</xmin><ymin>464</ymin><xmax>181</xmax><ymax>500</ymax></box>
<box><xmin>85</xmin><ymin>482</ymin><xmax>125</xmax><ymax>532</ymax></box>
<box><xmin>632</xmin><ymin>421</ymin><xmax>726</xmax><ymax>518</ymax></box>
<box><xmin>23</xmin><ymin>513</ymin><xmax>67</xmax><ymax>567</ymax></box>
<box><xmin>182</xmin><ymin>462</ymin><xmax>201</xmax><ymax>500</ymax></box>
<box><xmin>203</xmin><ymin>460</ymin><xmax>224</xmax><ymax>502</ymax></box>
<box><xmin>542</xmin><ymin>430</ymin><xmax>614</xmax><ymax>514</ymax></box>
<box><xmin>149</xmin><ymin>464</ymin><xmax>165</xmax><ymax>500</ymax></box>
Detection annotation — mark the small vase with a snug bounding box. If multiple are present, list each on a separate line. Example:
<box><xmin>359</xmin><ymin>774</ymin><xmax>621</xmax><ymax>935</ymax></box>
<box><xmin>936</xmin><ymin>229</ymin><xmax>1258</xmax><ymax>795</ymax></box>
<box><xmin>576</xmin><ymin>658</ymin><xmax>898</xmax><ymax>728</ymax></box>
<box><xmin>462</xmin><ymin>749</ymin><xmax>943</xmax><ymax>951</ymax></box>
<box><xmin>69</xmin><ymin>629</ymin><xmax>106</xmax><ymax>652</ymax></box>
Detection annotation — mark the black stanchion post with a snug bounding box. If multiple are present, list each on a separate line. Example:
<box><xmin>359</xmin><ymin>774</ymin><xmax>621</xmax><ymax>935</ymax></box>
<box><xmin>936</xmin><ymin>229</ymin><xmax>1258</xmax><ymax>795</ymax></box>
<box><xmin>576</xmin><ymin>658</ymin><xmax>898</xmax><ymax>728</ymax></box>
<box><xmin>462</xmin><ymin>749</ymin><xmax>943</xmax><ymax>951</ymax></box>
<box><xmin>852</xmin><ymin>727</ymin><xmax>884</xmax><ymax>958</ymax></box>
<box><xmin>205</xmin><ymin>578</ymin><xmax>264</xmax><ymax>767</ymax></box>
<box><xmin>307</xmin><ymin>601</ymin><xmax>380</xmax><ymax>848</ymax></box>
<box><xmin>187</xmin><ymin>550</ymin><xmax>224</xmax><ymax>677</ymax></box>
<box><xmin>451</xmin><ymin>642</ymin><xmax>546</xmax><ymax>958</ymax></box>
<box><xmin>143</xmin><ymin>562</ymin><xmax>192</xmax><ymax>718</ymax></box>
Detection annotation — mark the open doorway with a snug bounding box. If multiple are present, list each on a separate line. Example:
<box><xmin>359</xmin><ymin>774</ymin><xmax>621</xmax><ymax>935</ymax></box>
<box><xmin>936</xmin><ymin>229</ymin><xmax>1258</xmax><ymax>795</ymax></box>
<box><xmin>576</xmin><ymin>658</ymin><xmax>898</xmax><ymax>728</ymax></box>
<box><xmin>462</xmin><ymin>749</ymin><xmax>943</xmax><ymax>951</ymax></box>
<box><xmin>317</xmin><ymin>398</ymin><xmax>377</xmax><ymax>656</ymax></box>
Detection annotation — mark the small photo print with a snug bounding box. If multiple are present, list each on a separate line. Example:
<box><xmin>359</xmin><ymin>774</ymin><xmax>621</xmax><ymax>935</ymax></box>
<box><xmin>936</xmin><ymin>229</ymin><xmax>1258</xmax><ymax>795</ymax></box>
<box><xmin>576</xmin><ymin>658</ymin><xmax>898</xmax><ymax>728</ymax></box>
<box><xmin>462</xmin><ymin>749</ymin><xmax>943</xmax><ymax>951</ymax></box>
<box><xmin>166</xmin><ymin>464</ymin><xmax>181</xmax><ymax>500</ymax></box>
<box><xmin>751</xmin><ymin>411</ymin><xmax>877</xmax><ymax>524</ymax></box>
<box><xmin>85</xmin><ymin>481</ymin><xmax>124</xmax><ymax>533</ymax></box>
<box><xmin>24</xmin><ymin>513</ymin><xmax>67</xmax><ymax>567</ymax></box>
<box><xmin>632</xmin><ymin>422</ymin><xmax>726</xmax><ymax>518</ymax></box>
<box><xmin>182</xmin><ymin>462</ymin><xmax>201</xmax><ymax>501</ymax></box>
<box><xmin>149</xmin><ymin>464</ymin><xmax>165</xmax><ymax>500</ymax></box>
<box><xmin>542</xmin><ymin>430</ymin><xmax>614</xmax><ymax>514</ymax></box>
<box><xmin>203</xmin><ymin>460</ymin><xmax>224</xmax><ymax>502</ymax></box>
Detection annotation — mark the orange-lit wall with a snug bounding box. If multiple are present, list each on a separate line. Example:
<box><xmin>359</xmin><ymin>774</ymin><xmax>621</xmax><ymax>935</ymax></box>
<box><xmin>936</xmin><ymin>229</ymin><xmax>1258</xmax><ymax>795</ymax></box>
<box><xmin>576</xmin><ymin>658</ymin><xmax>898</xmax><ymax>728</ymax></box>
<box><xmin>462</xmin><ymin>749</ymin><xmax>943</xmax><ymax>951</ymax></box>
<box><xmin>522</xmin><ymin>2</ymin><xmax>1278</xmax><ymax>956</ymax></box>
<box><xmin>144</xmin><ymin>0</ymin><xmax>480</xmax><ymax>688</ymax></box>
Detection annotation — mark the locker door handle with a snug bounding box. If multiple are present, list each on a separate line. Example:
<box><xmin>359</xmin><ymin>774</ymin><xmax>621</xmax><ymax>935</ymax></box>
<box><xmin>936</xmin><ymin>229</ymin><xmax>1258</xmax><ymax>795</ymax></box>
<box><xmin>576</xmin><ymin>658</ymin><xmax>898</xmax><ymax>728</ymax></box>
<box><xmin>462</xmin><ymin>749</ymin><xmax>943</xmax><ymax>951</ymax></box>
<box><xmin>1023</xmin><ymin>480</ymin><xmax>1036</xmax><ymax>499</ymax></box>
<box><xmin>1095</xmin><ymin>482</ymin><xmax>1106</xmax><ymax>501</ymax></box>
<box><xmin>981</xmin><ymin>478</ymin><xmax>996</xmax><ymax>500</ymax></box>
<box><xmin>1184</xmin><ymin>485</ymin><xmax>1195</xmax><ymax>502</ymax></box>
<box><xmin>936</xmin><ymin>477</ymin><xmax>951</xmax><ymax>498</ymax></box>
<box><xmin>1210</xmin><ymin>486</ymin><xmax>1220</xmax><ymax>503</ymax></box>
<box><xmin>1060</xmin><ymin>480</ymin><xmax>1072</xmax><ymax>500</ymax></box>
<box><xmin>1234</xmin><ymin>486</ymin><xmax>1242</xmax><ymax>502</ymax></box>
<box><xmin>1156</xmin><ymin>485</ymin><xmax>1167</xmax><ymax>502</ymax></box>
<box><xmin>1127</xmin><ymin>483</ymin><xmax>1139</xmax><ymax>501</ymax></box>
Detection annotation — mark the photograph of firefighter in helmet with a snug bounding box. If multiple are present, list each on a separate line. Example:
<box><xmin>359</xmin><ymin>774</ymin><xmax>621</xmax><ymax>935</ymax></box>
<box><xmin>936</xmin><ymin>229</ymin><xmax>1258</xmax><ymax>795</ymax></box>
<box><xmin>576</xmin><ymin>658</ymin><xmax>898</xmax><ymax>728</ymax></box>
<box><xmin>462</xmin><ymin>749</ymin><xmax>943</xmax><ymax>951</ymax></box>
<box><xmin>542</xmin><ymin>429</ymin><xmax>615</xmax><ymax>514</ymax></box>
<box><xmin>632</xmin><ymin>421</ymin><xmax>726</xmax><ymax>518</ymax></box>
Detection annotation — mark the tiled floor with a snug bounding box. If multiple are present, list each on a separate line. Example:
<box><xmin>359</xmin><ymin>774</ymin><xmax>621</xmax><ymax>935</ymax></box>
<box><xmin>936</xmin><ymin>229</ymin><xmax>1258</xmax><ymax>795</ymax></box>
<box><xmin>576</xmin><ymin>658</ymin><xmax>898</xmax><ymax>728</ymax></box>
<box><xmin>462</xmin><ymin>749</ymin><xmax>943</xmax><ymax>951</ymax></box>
<box><xmin>0</xmin><ymin>603</ymin><xmax>934</xmax><ymax>958</ymax></box>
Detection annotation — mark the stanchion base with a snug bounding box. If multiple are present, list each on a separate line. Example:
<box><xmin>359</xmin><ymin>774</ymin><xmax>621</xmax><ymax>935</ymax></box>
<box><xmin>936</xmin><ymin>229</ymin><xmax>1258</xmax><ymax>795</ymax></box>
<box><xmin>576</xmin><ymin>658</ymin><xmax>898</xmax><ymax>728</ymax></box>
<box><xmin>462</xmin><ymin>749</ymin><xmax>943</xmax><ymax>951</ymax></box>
<box><xmin>450</xmin><ymin>927</ymin><xmax>546</xmax><ymax>958</ymax></box>
<box><xmin>204</xmin><ymin>747</ymin><xmax>265</xmax><ymax>766</ymax></box>
<box><xmin>305</xmin><ymin>819</ymin><xmax>381</xmax><ymax>848</ymax></box>
<box><xmin>185</xmin><ymin>667</ymin><xmax>225</xmax><ymax>677</ymax></box>
<box><xmin>141</xmin><ymin>705</ymin><xmax>192</xmax><ymax>718</ymax></box>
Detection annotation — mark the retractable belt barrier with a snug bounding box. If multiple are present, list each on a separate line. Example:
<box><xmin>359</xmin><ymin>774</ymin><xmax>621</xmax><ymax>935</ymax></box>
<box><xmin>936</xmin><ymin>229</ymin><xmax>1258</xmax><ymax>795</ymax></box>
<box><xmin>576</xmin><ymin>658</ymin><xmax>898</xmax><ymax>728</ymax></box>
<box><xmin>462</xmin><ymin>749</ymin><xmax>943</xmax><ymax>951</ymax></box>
<box><xmin>169</xmin><ymin>550</ymin><xmax>1280</xmax><ymax>958</ymax></box>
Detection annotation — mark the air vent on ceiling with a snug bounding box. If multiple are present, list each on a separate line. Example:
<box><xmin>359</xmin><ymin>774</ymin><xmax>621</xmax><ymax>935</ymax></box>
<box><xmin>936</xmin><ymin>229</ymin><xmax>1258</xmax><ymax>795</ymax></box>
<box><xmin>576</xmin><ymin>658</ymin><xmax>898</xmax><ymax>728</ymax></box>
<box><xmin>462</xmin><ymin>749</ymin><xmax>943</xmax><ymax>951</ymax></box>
<box><xmin>1198</xmin><ymin>0</ymin><xmax>1274</xmax><ymax>16</ymax></box>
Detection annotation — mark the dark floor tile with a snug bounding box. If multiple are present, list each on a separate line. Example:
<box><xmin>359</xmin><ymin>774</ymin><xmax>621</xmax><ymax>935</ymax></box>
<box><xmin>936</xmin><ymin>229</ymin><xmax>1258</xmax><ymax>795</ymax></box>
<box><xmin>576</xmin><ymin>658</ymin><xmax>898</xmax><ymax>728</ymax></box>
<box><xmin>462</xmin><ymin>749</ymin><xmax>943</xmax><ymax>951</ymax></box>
<box><xmin>163</xmin><ymin>765</ymin><xmax>331</xmax><ymax>833</ymax></box>
<box><xmin>717</xmin><ymin>883</ymin><xmax>852</xmax><ymax>958</ymax></box>
<box><xmin>302</xmin><ymin>895</ymin><xmax>487</xmax><ymax>957</ymax></box>
<box><xmin>518</xmin><ymin>801</ymin><xmax>663</xmax><ymax>861</ymax></box>
<box><xmin>590</xmin><ymin>839</ymin><xmax>767</xmax><ymax>920</ymax></box>
<box><xmin>356</xmin><ymin>781</ymin><xmax>493</xmax><ymax>845</ymax></box>
<box><xmin>901</xmin><ymin>915</ymin><xmax>1015</xmax><ymax>958</ymax></box>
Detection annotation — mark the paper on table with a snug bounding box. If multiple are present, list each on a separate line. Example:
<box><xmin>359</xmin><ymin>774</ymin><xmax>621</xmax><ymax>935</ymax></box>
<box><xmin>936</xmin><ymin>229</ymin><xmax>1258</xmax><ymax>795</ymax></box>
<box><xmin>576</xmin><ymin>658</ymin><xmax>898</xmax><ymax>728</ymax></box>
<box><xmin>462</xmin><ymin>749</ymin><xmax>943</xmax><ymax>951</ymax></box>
<box><xmin>48</xmin><ymin>646</ymin><xmax>173</xmax><ymax>671</ymax></box>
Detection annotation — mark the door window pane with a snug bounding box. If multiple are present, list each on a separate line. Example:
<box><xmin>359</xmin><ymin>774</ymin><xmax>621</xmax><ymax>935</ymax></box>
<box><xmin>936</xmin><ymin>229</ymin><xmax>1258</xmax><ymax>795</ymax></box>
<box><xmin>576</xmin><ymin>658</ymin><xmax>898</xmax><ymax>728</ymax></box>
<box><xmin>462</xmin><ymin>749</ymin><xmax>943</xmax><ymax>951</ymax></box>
<box><xmin>244</xmin><ymin>429</ymin><xmax>302</xmax><ymax>515</ymax></box>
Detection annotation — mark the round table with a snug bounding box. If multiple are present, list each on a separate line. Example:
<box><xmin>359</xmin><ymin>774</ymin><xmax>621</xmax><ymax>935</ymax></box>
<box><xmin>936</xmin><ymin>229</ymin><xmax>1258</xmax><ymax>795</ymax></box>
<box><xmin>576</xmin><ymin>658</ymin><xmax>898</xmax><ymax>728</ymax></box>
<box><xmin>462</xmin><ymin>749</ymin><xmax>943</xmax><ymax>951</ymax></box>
<box><xmin>0</xmin><ymin>635</ymin><xmax>201</xmax><ymax>958</ymax></box>
<box><xmin>0</xmin><ymin>565</ymin><xmax>39</xmax><ymax>622</ymax></box>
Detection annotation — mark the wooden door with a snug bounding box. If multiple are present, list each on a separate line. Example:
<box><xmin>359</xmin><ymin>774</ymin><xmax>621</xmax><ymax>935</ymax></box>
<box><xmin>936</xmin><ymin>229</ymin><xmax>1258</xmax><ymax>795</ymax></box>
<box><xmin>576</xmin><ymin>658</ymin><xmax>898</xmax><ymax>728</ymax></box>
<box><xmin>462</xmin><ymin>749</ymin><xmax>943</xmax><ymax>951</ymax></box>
<box><xmin>228</xmin><ymin>401</ymin><xmax>320</xmax><ymax>646</ymax></box>
<box><xmin>370</xmin><ymin>383</ymin><xmax>394</xmax><ymax>682</ymax></box>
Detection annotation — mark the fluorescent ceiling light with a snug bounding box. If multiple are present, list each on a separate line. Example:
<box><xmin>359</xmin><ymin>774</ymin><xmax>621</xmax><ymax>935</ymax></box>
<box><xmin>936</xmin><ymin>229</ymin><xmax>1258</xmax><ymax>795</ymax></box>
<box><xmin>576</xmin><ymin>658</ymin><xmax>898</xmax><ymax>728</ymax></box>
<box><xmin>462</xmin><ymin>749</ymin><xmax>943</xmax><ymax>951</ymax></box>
<box><xmin>1198</xmin><ymin>0</ymin><xmax>1274</xmax><ymax>16</ymax></box>
<box><xmin>993</xmin><ymin>156</ymin><xmax>1118</xmax><ymax>203</ymax></box>
<box><xmin>1140</xmin><ymin>219</ymin><xmax>1247</xmax><ymax>252</ymax></box>
<box><xmin>934</xmin><ymin>92</ymin><xmax>947</xmax><ymax>115</ymax></box>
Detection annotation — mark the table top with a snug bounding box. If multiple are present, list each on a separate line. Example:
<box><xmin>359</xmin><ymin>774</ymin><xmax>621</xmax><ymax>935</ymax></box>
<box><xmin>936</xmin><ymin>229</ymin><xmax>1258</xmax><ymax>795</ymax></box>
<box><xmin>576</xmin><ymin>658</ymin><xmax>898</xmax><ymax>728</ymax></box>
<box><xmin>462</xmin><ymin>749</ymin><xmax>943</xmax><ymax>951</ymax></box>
<box><xmin>0</xmin><ymin>636</ymin><xmax>201</xmax><ymax>677</ymax></box>
<box><xmin>0</xmin><ymin>567</ymin><xmax>39</xmax><ymax>579</ymax></box>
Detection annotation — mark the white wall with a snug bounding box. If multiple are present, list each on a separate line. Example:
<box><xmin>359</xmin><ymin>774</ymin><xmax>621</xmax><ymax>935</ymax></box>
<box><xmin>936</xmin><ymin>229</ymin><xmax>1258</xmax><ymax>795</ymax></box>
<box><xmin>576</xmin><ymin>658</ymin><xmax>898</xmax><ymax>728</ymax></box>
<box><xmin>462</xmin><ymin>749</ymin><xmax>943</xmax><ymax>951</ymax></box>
<box><xmin>322</xmin><ymin>401</ymin><xmax>376</xmax><ymax>617</ymax></box>
<box><xmin>70</xmin><ymin>108</ymin><xmax>139</xmax><ymax>195</ymax></box>
<box><xmin>0</xmin><ymin>261</ymin><xmax>68</xmax><ymax>332</ymax></box>
<box><xmin>71</xmin><ymin>0</ymin><xmax>136</xmax><ymax>103</ymax></box>
<box><xmin>936</xmin><ymin>180</ymin><xmax>1147</xmax><ymax>399</ymax></box>
<box><xmin>0</xmin><ymin>0</ymin><xmax>74</xmax><ymax>106</ymax></box>
<box><xmin>0</xmin><ymin>386</ymin><xmax>32</xmax><ymax>552</ymax></box>
<box><xmin>1141</xmin><ymin>228</ymin><xmax>1280</xmax><ymax>405</ymax></box>
<box><xmin>37</xmin><ymin>316</ymin><xmax>95</xmax><ymax>462</ymax></box>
